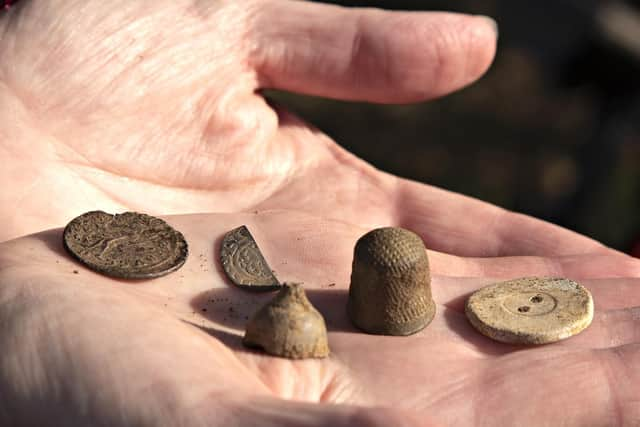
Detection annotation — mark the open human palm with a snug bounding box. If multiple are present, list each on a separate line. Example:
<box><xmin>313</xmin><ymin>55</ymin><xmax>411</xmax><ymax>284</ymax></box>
<box><xmin>2</xmin><ymin>214</ymin><xmax>640</xmax><ymax>426</ymax></box>
<box><xmin>1</xmin><ymin>0</ymin><xmax>639</xmax><ymax>426</ymax></box>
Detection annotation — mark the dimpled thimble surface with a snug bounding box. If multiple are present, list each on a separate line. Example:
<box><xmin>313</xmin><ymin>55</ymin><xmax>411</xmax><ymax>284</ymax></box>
<box><xmin>347</xmin><ymin>227</ymin><xmax>435</xmax><ymax>336</ymax></box>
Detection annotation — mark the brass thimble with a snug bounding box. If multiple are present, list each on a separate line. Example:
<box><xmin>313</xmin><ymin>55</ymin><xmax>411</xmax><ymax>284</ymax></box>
<box><xmin>347</xmin><ymin>227</ymin><xmax>435</xmax><ymax>336</ymax></box>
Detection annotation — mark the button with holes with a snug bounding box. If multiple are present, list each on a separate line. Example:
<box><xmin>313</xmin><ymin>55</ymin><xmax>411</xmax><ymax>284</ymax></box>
<box><xmin>465</xmin><ymin>277</ymin><xmax>594</xmax><ymax>344</ymax></box>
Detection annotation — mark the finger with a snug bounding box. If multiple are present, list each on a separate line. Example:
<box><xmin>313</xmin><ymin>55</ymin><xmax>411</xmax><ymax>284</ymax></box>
<box><xmin>472</xmin><ymin>344</ymin><xmax>636</xmax><ymax>426</ymax></box>
<box><xmin>250</xmin><ymin>1</ymin><xmax>497</xmax><ymax>103</ymax></box>
<box><xmin>395</xmin><ymin>177</ymin><xmax>614</xmax><ymax>257</ymax></box>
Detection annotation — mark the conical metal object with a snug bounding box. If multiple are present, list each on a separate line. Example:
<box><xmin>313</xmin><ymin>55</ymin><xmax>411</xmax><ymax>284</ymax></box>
<box><xmin>347</xmin><ymin>227</ymin><xmax>435</xmax><ymax>336</ymax></box>
<box><xmin>243</xmin><ymin>283</ymin><xmax>329</xmax><ymax>359</ymax></box>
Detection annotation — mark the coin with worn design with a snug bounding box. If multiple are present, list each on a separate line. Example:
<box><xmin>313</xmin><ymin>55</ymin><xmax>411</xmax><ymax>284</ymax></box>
<box><xmin>220</xmin><ymin>225</ymin><xmax>281</xmax><ymax>291</ymax></box>
<box><xmin>63</xmin><ymin>211</ymin><xmax>188</xmax><ymax>279</ymax></box>
<box><xmin>465</xmin><ymin>277</ymin><xmax>594</xmax><ymax>345</ymax></box>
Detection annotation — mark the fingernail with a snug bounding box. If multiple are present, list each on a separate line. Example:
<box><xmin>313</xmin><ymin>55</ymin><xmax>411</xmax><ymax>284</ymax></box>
<box><xmin>477</xmin><ymin>15</ymin><xmax>499</xmax><ymax>40</ymax></box>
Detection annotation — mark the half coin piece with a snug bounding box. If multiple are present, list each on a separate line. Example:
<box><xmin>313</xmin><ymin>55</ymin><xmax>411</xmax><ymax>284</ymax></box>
<box><xmin>220</xmin><ymin>225</ymin><xmax>281</xmax><ymax>292</ymax></box>
<box><xmin>465</xmin><ymin>277</ymin><xmax>594</xmax><ymax>345</ymax></box>
<box><xmin>63</xmin><ymin>211</ymin><xmax>188</xmax><ymax>279</ymax></box>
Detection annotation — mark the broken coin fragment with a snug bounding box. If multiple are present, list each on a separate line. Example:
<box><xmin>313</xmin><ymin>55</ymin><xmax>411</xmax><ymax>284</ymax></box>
<box><xmin>243</xmin><ymin>283</ymin><xmax>329</xmax><ymax>359</ymax></box>
<box><xmin>220</xmin><ymin>225</ymin><xmax>281</xmax><ymax>292</ymax></box>
<box><xmin>63</xmin><ymin>211</ymin><xmax>188</xmax><ymax>279</ymax></box>
<box><xmin>348</xmin><ymin>227</ymin><xmax>436</xmax><ymax>336</ymax></box>
<box><xmin>465</xmin><ymin>277</ymin><xmax>594</xmax><ymax>345</ymax></box>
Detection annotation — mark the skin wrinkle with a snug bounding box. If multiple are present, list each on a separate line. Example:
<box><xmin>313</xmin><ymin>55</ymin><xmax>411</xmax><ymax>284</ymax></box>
<box><xmin>188</xmin><ymin>391</ymin><xmax>240</xmax><ymax>427</ymax></box>
<box><xmin>467</xmin><ymin>350</ymin><xmax>585</xmax><ymax>426</ymax></box>
<box><xmin>349</xmin><ymin>10</ymin><xmax>387</xmax><ymax>96</ymax></box>
<box><xmin>398</xmin><ymin>348</ymin><xmax>477</xmax><ymax>411</ymax></box>
<box><xmin>540</xmin><ymin>255</ymin><xmax>564</xmax><ymax>278</ymax></box>
<box><xmin>317</xmin><ymin>347</ymin><xmax>372</xmax><ymax>406</ymax></box>
<box><xmin>55</xmin><ymin>90</ymin><xmax>279</xmax><ymax>193</ymax></box>
<box><xmin>10</xmin><ymin>2</ymin><xmax>270</xmax><ymax>191</ymax></box>
<box><xmin>10</xmin><ymin>175</ymin><xmax>43</xmax><ymax>214</ymax></box>
<box><xmin>321</xmin><ymin>140</ymin><xmax>393</xmax><ymax>205</ymax></box>
<box><xmin>477</xmin><ymin>206</ymin><xmax>504</xmax><ymax>256</ymax></box>
<box><xmin>394</xmin><ymin>182</ymin><xmax>499</xmax><ymax>254</ymax></box>
<box><xmin>491</xmin><ymin>212</ymin><xmax>532</xmax><ymax>256</ymax></box>
<box><xmin>597</xmin><ymin>308</ymin><xmax>640</xmax><ymax>348</ymax></box>
<box><xmin>318</xmin><ymin>367</ymin><xmax>352</xmax><ymax>404</ymax></box>
<box><xmin>59</xmin><ymin>165</ymin><xmax>132</xmax><ymax>209</ymax></box>
<box><xmin>347</xmin><ymin>14</ymin><xmax>365</xmax><ymax>94</ymax></box>
<box><xmin>249</xmin><ymin>354</ymin><xmax>341</xmax><ymax>403</ymax></box>
<box><xmin>397</xmin><ymin>175</ymin><xmax>614</xmax><ymax>257</ymax></box>
<box><xmin>249</xmin><ymin>2</ymin><xmax>349</xmax><ymax>90</ymax></box>
<box><xmin>246</xmin><ymin>10</ymin><xmax>297</xmax><ymax>88</ymax></box>
<box><xmin>53</xmin><ymin>111</ymin><xmax>287</xmax><ymax>197</ymax></box>
<box><xmin>600</xmin><ymin>348</ymin><xmax>626</xmax><ymax>427</ymax></box>
<box><xmin>397</xmin><ymin>17</ymin><xmax>447</xmax><ymax>99</ymax></box>
<box><xmin>616</xmin><ymin>344</ymin><xmax>640</xmax><ymax>424</ymax></box>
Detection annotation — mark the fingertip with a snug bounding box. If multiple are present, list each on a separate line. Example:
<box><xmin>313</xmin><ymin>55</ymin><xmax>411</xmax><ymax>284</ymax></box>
<box><xmin>476</xmin><ymin>15</ymin><xmax>499</xmax><ymax>40</ymax></box>
<box><xmin>468</xmin><ymin>15</ymin><xmax>499</xmax><ymax>79</ymax></box>
<box><xmin>387</xmin><ymin>13</ymin><xmax>498</xmax><ymax>103</ymax></box>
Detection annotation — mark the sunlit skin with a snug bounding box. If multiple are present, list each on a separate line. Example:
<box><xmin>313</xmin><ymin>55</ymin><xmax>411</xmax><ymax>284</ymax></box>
<box><xmin>1</xmin><ymin>1</ymin><xmax>639</xmax><ymax>426</ymax></box>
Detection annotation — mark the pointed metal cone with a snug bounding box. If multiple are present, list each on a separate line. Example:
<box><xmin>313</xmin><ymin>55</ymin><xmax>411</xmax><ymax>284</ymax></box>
<box><xmin>220</xmin><ymin>225</ymin><xmax>281</xmax><ymax>292</ymax></box>
<box><xmin>243</xmin><ymin>283</ymin><xmax>330</xmax><ymax>359</ymax></box>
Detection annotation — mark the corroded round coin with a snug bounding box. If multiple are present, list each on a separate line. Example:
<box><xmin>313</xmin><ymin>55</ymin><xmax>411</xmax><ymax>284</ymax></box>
<box><xmin>63</xmin><ymin>211</ymin><xmax>188</xmax><ymax>279</ymax></box>
<box><xmin>465</xmin><ymin>277</ymin><xmax>594</xmax><ymax>345</ymax></box>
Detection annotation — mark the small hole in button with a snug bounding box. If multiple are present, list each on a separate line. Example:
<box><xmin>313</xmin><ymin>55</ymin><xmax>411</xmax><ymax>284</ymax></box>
<box><xmin>530</xmin><ymin>295</ymin><xmax>544</xmax><ymax>304</ymax></box>
<box><xmin>518</xmin><ymin>306</ymin><xmax>530</xmax><ymax>313</ymax></box>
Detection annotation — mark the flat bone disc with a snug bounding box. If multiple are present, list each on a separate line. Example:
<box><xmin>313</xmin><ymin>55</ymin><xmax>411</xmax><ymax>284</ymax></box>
<box><xmin>465</xmin><ymin>277</ymin><xmax>594</xmax><ymax>345</ymax></box>
<box><xmin>220</xmin><ymin>225</ymin><xmax>281</xmax><ymax>292</ymax></box>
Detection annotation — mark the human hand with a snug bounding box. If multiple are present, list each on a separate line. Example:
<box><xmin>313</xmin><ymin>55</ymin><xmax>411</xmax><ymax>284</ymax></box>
<box><xmin>2</xmin><ymin>1</ymin><xmax>640</xmax><ymax>426</ymax></box>
<box><xmin>1</xmin><ymin>213</ymin><xmax>639</xmax><ymax>426</ymax></box>
<box><xmin>0</xmin><ymin>0</ymin><xmax>600</xmax><ymax>259</ymax></box>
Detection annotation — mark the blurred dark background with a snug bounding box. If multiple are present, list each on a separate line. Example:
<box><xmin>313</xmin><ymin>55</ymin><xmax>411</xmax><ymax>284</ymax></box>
<box><xmin>268</xmin><ymin>0</ymin><xmax>640</xmax><ymax>255</ymax></box>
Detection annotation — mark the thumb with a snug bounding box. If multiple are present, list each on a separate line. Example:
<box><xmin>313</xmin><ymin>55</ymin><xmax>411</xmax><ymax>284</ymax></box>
<box><xmin>249</xmin><ymin>0</ymin><xmax>497</xmax><ymax>103</ymax></box>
